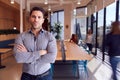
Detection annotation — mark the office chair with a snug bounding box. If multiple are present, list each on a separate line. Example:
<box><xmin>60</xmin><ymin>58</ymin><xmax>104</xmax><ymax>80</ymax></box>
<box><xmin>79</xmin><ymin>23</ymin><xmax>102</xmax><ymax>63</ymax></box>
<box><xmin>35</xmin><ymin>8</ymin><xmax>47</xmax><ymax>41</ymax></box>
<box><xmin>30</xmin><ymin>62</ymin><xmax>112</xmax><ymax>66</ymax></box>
<box><xmin>50</xmin><ymin>63</ymin><xmax>54</xmax><ymax>76</ymax></box>
<box><xmin>72</xmin><ymin>40</ymin><xmax>91</xmax><ymax>79</ymax></box>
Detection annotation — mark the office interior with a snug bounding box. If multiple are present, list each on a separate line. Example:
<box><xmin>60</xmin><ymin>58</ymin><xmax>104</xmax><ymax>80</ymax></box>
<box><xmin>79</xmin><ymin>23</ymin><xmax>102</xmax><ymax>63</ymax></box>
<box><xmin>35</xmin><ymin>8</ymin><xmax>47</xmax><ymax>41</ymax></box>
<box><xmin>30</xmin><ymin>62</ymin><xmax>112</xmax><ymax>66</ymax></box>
<box><xmin>0</xmin><ymin>0</ymin><xmax>120</xmax><ymax>80</ymax></box>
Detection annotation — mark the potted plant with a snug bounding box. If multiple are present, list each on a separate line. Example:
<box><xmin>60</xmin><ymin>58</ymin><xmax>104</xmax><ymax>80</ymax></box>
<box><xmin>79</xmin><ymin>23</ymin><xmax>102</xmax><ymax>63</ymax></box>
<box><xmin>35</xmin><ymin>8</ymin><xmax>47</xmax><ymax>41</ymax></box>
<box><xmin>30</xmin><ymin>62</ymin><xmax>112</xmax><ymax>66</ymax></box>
<box><xmin>52</xmin><ymin>22</ymin><xmax>63</xmax><ymax>40</ymax></box>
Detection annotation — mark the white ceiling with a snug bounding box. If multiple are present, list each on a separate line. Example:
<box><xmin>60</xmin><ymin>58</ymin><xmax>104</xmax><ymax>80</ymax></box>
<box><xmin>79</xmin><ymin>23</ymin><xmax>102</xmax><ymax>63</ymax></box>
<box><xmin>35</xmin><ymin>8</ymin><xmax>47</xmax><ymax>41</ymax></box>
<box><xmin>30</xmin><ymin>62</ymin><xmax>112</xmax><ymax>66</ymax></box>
<box><xmin>15</xmin><ymin>0</ymin><xmax>92</xmax><ymax>11</ymax></box>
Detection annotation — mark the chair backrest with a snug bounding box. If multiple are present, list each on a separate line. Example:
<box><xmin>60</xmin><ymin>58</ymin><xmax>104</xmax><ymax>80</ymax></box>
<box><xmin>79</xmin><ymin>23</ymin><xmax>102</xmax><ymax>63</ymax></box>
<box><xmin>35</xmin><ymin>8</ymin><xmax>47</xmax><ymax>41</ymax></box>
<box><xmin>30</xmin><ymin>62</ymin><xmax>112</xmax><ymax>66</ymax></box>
<box><xmin>78</xmin><ymin>40</ymin><xmax>91</xmax><ymax>54</ymax></box>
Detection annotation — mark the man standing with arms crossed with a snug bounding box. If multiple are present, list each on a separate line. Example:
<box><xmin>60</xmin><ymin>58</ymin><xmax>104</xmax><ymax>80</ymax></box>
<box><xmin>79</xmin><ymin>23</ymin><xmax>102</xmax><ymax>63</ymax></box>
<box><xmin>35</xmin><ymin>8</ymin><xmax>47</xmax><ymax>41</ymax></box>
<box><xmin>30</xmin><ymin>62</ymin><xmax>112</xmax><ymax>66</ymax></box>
<box><xmin>13</xmin><ymin>7</ymin><xmax>57</xmax><ymax>80</ymax></box>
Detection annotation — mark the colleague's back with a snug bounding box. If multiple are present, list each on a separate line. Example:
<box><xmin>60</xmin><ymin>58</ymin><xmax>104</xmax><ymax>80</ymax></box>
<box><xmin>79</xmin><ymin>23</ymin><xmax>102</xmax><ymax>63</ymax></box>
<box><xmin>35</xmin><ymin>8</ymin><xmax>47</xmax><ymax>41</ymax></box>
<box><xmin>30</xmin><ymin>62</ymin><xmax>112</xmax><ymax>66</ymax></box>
<box><xmin>106</xmin><ymin>33</ymin><xmax>120</xmax><ymax>56</ymax></box>
<box><xmin>105</xmin><ymin>21</ymin><xmax>120</xmax><ymax>80</ymax></box>
<box><xmin>106</xmin><ymin>21</ymin><xmax>120</xmax><ymax>57</ymax></box>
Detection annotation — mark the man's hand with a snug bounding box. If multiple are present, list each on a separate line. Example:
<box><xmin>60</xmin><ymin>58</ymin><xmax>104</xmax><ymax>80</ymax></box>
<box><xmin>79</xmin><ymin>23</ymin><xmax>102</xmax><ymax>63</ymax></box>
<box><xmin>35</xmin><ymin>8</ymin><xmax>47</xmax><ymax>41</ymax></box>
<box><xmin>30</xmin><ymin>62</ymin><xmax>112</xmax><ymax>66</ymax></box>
<box><xmin>16</xmin><ymin>44</ymin><xmax>27</xmax><ymax>52</ymax></box>
<box><xmin>40</xmin><ymin>50</ymin><xmax>47</xmax><ymax>55</ymax></box>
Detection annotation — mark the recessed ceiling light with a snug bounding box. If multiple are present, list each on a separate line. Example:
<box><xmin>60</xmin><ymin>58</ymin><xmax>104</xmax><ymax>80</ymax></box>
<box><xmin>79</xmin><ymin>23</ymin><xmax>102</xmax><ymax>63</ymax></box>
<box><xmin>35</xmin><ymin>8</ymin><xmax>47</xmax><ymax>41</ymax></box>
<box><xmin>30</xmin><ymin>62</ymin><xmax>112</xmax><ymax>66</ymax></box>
<box><xmin>48</xmin><ymin>5</ymin><xmax>51</xmax><ymax>11</ymax></box>
<box><xmin>77</xmin><ymin>0</ymin><xmax>81</xmax><ymax>5</ymax></box>
<box><xmin>77</xmin><ymin>1</ymin><xmax>81</xmax><ymax>5</ymax></box>
<box><xmin>73</xmin><ymin>8</ymin><xmax>76</xmax><ymax>15</ymax></box>
<box><xmin>44</xmin><ymin>0</ymin><xmax>48</xmax><ymax>5</ymax></box>
<box><xmin>11</xmin><ymin>0</ymin><xmax>14</xmax><ymax>4</ymax></box>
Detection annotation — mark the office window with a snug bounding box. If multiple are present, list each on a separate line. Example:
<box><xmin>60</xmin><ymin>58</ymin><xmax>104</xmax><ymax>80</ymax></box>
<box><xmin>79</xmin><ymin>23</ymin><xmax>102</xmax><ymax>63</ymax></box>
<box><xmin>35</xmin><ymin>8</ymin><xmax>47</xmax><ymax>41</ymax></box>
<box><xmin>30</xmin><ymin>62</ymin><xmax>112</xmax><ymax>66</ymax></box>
<box><xmin>92</xmin><ymin>13</ymin><xmax>97</xmax><ymax>47</ymax></box>
<box><xmin>88</xmin><ymin>16</ymin><xmax>91</xmax><ymax>28</ymax></box>
<box><xmin>104</xmin><ymin>2</ymin><xmax>116</xmax><ymax>63</ymax></box>
<box><xmin>106</xmin><ymin>2</ymin><xmax>116</xmax><ymax>34</ymax></box>
<box><xmin>104</xmin><ymin>2</ymin><xmax>120</xmax><ymax>73</ymax></box>
<box><xmin>50</xmin><ymin>10</ymin><xmax>64</xmax><ymax>39</ymax></box>
<box><xmin>93</xmin><ymin>13</ymin><xmax>96</xmax><ymax>35</ymax></box>
<box><xmin>76</xmin><ymin>7</ymin><xmax>87</xmax><ymax>40</ymax></box>
<box><xmin>76</xmin><ymin>18</ymin><xmax>86</xmax><ymax>40</ymax></box>
<box><xmin>58</xmin><ymin>11</ymin><xmax>64</xmax><ymax>40</ymax></box>
<box><xmin>119</xmin><ymin>0</ymin><xmax>120</xmax><ymax>20</ymax></box>
<box><xmin>51</xmin><ymin>13</ymin><xmax>57</xmax><ymax>26</ymax></box>
<box><xmin>97</xmin><ymin>9</ymin><xmax>104</xmax><ymax>50</ymax></box>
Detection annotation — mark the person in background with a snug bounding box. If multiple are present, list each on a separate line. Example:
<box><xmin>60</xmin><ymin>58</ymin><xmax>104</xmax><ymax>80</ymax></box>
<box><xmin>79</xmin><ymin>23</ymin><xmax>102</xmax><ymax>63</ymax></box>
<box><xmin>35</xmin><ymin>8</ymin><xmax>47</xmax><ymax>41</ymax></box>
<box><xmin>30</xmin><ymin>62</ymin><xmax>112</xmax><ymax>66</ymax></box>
<box><xmin>105</xmin><ymin>21</ymin><xmax>120</xmax><ymax>80</ymax></box>
<box><xmin>69</xmin><ymin>34</ymin><xmax>78</xmax><ymax>44</ymax></box>
<box><xmin>13</xmin><ymin>7</ymin><xmax>57</xmax><ymax>80</ymax></box>
<box><xmin>42</xmin><ymin>14</ymin><xmax>48</xmax><ymax>31</ymax></box>
<box><xmin>85</xmin><ymin>29</ymin><xmax>93</xmax><ymax>51</ymax></box>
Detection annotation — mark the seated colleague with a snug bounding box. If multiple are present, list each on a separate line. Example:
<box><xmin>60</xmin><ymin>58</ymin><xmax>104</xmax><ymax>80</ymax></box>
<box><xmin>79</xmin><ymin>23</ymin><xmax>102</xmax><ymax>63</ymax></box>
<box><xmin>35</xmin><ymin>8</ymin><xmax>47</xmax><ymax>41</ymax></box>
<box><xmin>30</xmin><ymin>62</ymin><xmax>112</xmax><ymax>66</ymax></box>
<box><xmin>13</xmin><ymin>7</ymin><xmax>57</xmax><ymax>80</ymax></box>
<box><xmin>69</xmin><ymin>34</ymin><xmax>78</xmax><ymax>44</ymax></box>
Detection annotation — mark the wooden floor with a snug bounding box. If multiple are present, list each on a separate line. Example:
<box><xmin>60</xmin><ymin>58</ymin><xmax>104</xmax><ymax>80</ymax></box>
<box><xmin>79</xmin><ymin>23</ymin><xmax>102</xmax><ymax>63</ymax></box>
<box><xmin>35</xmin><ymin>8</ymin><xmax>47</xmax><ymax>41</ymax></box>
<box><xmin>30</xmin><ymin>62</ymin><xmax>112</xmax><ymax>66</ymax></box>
<box><xmin>0</xmin><ymin>55</ymin><xmax>82</xmax><ymax>80</ymax></box>
<box><xmin>0</xmin><ymin>56</ymin><xmax>22</xmax><ymax>80</ymax></box>
<box><xmin>0</xmin><ymin>55</ymin><xmax>89</xmax><ymax>80</ymax></box>
<box><xmin>0</xmin><ymin>52</ymin><xmax>114</xmax><ymax>80</ymax></box>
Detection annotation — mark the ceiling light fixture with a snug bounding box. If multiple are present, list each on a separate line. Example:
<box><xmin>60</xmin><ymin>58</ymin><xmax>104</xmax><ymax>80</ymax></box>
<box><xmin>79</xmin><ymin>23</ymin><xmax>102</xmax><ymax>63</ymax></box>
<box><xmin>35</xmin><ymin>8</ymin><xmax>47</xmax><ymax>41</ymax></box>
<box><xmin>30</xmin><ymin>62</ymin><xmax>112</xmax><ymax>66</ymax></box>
<box><xmin>73</xmin><ymin>8</ymin><xmax>76</xmax><ymax>16</ymax></box>
<box><xmin>13</xmin><ymin>26</ymin><xmax>17</xmax><ymax>30</ymax></box>
<box><xmin>48</xmin><ymin>5</ymin><xmax>51</xmax><ymax>11</ymax></box>
<box><xmin>77</xmin><ymin>0</ymin><xmax>81</xmax><ymax>5</ymax></box>
<box><xmin>11</xmin><ymin>0</ymin><xmax>14</xmax><ymax>4</ymax></box>
<box><xmin>51</xmin><ymin>12</ymin><xmax>53</xmax><ymax>16</ymax></box>
<box><xmin>44</xmin><ymin>0</ymin><xmax>48</xmax><ymax>5</ymax></box>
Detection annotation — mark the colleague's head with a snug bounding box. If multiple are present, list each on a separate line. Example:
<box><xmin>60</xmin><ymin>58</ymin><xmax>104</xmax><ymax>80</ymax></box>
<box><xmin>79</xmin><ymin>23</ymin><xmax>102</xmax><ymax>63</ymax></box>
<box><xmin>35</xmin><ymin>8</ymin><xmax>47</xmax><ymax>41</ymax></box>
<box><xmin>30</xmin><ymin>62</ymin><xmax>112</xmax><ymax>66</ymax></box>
<box><xmin>111</xmin><ymin>21</ymin><xmax>120</xmax><ymax>34</ymax></box>
<box><xmin>71</xmin><ymin>34</ymin><xmax>77</xmax><ymax>39</ymax></box>
<box><xmin>87</xmin><ymin>29</ymin><xmax>92</xmax><ymax>34</ymax></box>
<box><xmin>71</xmin><ymin>34</ymin><xmax>78</xmax><ymax>44</ymax></box>
<box><xmin>29</xmin><ymin>7</ymin><xmax>45</xmax><ymax>30</ymax></box>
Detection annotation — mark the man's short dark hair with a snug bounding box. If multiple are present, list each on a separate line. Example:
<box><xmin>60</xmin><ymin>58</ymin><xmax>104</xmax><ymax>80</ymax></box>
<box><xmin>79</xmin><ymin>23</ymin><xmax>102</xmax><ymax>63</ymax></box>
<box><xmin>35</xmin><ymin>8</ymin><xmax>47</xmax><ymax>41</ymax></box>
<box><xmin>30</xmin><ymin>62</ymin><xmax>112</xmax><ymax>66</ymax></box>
<box><xmin>30</xmin><ymin>7</ymin><xmax>45</xmax><ymax>18</ymax></box>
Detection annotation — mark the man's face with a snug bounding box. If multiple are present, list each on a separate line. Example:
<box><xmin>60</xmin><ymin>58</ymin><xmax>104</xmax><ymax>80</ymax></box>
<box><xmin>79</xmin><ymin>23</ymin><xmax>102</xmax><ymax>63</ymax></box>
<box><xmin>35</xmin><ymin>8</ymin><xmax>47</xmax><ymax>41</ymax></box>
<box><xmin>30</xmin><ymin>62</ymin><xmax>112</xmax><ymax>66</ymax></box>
<box><xmin>29</xmin><ymin>11</ymin><xmax>44</xmax><ymax>30</ymax></box>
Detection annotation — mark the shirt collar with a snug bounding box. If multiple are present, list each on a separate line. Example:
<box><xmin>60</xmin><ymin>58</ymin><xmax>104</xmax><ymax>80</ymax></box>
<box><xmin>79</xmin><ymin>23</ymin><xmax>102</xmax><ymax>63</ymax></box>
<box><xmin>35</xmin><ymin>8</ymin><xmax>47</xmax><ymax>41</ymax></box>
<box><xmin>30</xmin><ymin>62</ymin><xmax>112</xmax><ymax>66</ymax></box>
<box><xmin>28</xmin><ymin>29</ymin><xmax>44</xmax><ymax>34</ymax></box>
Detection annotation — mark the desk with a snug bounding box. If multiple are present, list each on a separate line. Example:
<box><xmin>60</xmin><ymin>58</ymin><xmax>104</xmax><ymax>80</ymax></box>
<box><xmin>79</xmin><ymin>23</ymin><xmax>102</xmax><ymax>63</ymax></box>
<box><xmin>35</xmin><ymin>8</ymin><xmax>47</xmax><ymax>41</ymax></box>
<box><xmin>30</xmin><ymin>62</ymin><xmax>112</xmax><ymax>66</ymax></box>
<box><xmin>0</xmin><ymin>48</ymin><xmax>12</xmax><ymax>69</ymax></box>
<box><xmin>55</xmin><ymin>41</ymin><xmax>92</xmax><ymax>78</ymax></box>
<box><xmin>56</xmin><ymin>41</ymin><xmax>92</xmax><ymax>61</ymax></box>
<box><xmin>56</xmin><ymin>41</ymin><xmax>62</xmax><ymax>60</ymax></box>
<box><xmin>64</xmin><ymin>41</ymin><xmax>92</xmax><ymax>60</ymax></box>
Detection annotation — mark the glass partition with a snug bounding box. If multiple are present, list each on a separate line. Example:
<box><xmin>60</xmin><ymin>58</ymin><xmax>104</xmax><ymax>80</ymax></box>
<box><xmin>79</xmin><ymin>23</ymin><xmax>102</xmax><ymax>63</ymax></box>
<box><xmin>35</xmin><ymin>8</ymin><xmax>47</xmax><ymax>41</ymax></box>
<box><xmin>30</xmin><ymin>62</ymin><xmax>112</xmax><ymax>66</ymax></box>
<box><xmin>92</xmin><ymin>13</ymin><xmax>97</xmax><ymax>49</ymax></box>
<box><xmin>97</xmin><ymin>9</ymin><xmax>104</xmax><ymax>50</ymax></box>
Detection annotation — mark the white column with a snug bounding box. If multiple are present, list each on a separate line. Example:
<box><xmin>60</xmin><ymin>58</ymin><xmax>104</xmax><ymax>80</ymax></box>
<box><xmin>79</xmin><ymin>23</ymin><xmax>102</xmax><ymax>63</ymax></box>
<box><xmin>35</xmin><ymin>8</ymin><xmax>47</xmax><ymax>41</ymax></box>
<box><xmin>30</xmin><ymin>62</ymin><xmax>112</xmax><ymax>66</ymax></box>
<box><xmin>27</xmin><ymin>0</ymin><xmax>30</xmax><ymax>12</ymax></box>
<box><xmin>20</xmin><ymin>0</ymin><xmax>23</xmax><ymax>33</ymax></box>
